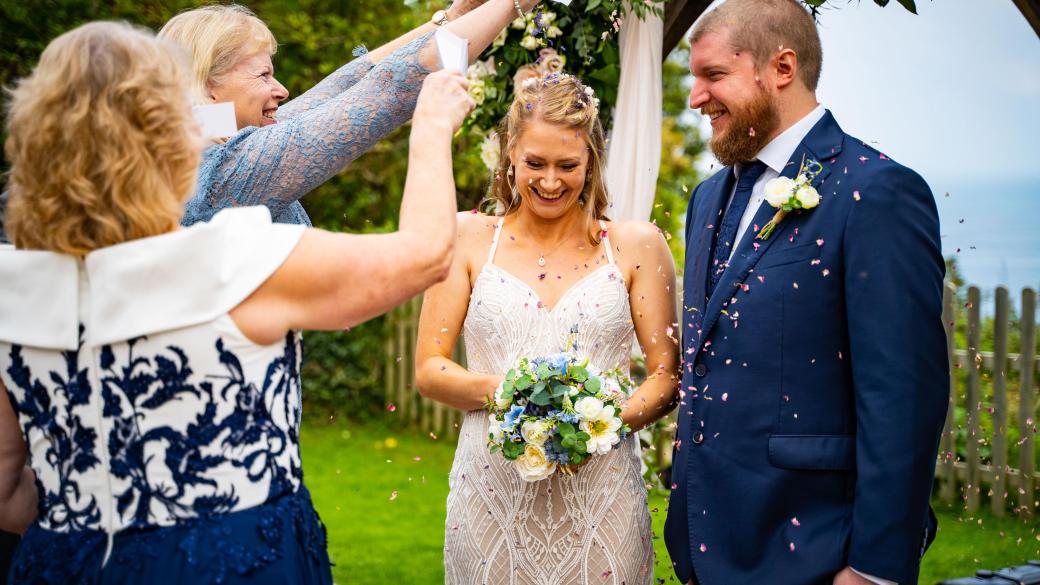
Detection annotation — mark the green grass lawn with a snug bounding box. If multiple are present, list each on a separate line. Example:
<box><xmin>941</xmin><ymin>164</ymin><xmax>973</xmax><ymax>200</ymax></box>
<box><xmin>301</xmin><ymin>419</ymin><xmax>1039</xmax><ymax>584</ymax></box>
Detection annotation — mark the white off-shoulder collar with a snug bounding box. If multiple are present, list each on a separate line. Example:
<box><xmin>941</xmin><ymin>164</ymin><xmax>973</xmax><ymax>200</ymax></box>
<box><xmin>0</xmin><ymin>207</ymin><xmax>304</xmax><ymax>350</ymax></box>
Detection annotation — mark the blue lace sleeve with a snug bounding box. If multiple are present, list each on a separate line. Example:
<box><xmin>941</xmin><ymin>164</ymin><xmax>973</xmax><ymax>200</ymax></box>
<box><xmin>276</xmin><ymin>54</ymin><xmax>374</xmax><ymax>120</ymax></box>
<box><xmin>183</xmin><ymin>33</ymin><xmax>433</xmax><ymax>226</ymax></box>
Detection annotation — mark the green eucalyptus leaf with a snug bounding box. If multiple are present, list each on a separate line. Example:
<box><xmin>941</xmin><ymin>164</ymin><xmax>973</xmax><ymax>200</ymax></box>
<box><xmin>530</xmin><ymin>389</ymin><xmax>551</xmax><ymax>406</ymax></box>
<box><xmin>569</xmin><ymin>366</ymin><xmax>589</xmax><ymax>383</ymax></box>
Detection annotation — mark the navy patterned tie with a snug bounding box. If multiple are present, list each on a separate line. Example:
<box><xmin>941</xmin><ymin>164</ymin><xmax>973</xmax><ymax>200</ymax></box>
<box><xmin>708</xmin><ymin>160</ymin><xmax>768</xmax><ymax>297</ymax></box>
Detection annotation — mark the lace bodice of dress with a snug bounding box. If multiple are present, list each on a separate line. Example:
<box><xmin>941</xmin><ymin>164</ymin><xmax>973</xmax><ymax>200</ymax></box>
<box><xmin>463</xmin><ymin>219</ymin><xmax>634</xmax><ymax>377</ymax></box>
<box><xmin>446</xmin><ymin>218</ymin><xmax>653</xmax><ymax>585</ymax></box>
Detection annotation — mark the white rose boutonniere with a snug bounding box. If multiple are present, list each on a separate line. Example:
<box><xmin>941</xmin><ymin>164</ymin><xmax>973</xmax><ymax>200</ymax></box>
<box><xmin>759</xmin><ymin>157</ymin><xmax>824</xmax><ymax>240</ymax></box>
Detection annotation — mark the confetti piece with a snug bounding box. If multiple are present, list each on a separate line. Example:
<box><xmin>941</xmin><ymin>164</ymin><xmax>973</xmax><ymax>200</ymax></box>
<box><xmin>387</xmin><ymin>404</ymin><xmax>397</xmax><ymax>412</ymax></box>
<box><xmin>791</xmin><ymin>517</ymin><xmax>801</xmax><ymax>527</ymax></box>
<box><xmin>699</xmin><ymin>544</ymin><xmax>707</xmax><ymax>553</ymax></box>
<box><xmin>389</xmin><ymin>490</ymin><xmax>398</xmax><ymax>501</ymax></box>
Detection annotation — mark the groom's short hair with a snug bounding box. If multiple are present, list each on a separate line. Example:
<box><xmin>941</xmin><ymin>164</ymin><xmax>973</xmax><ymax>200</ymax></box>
<box><xmin>690</xmin><ymin>0</ymin><xmax>822</xmax><ymax>91</ymax></box>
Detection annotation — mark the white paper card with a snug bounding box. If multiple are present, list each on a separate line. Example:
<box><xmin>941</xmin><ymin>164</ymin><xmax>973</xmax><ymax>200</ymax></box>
<box><xmin>192</xmin><ymin>102</ymin><xmax>237</xmax><ymax>139</ymax></box>
<box><xmin>435</xmin><ymin>28</ymin><xmax>469</xmax><ymax>73</ymax></box>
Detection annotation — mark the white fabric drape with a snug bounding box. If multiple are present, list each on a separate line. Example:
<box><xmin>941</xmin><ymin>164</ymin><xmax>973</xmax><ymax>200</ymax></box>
<box><xmin>604</xmin><ymin>4</ymin><xmax>664</xmax><ymax>222</ymax></box>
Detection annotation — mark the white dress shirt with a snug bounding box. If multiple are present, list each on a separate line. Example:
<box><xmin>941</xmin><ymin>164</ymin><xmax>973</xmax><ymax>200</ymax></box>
<box><xmin>721</xmin><ymin>104</ymin><xmax>898</xmax><ymax>585</ymax></box>
<box><xmin>724</xmin><ymin>104</ymin><xmax>826</xmax><ymax>260</ymax></box>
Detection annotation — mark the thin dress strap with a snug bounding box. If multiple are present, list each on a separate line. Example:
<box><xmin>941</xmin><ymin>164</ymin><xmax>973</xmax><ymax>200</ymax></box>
<box><xmin>487</xmin><ymin>217</ymin><xmax>506</xmax><ymax>265</ymax></box>
<box><xmin>598</xmin><ymin>220</ymin><xmax>615</xmax><ymax>265</ymax></box>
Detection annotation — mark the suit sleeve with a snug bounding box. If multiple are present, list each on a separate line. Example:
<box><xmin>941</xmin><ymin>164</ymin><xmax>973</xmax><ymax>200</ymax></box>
<box><xmin>842</xmin><ymin>163</ymin><xmax>949</xmax><ymax>583</ymax></box>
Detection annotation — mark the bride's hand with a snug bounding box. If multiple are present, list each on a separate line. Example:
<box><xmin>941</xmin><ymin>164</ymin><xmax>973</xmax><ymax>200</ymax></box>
<box><xmin>482</xmin><ymin>374</ymin><xmax>504</xmax><ymax>406</ymax></box>
<box><xmin>558</xmin><ymin>454</ymin><xmax>592</xmax><ymax>475</ymax></box>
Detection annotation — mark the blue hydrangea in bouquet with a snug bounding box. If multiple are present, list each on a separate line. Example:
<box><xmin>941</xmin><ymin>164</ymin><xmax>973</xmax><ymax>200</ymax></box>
<box><xmin>487</xmin><ymin>352</ymin><xmax>633</xmax><ymax>482</ymax></box>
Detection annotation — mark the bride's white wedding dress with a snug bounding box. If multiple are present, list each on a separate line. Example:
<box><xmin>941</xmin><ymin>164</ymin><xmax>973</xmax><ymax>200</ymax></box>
<box><xmin>444</xmin><ymin>218</ymin><xmax>653</xmax><ymax>585</ymax></box>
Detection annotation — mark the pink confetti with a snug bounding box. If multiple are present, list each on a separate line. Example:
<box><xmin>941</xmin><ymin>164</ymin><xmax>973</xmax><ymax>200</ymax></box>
<box><xmin>853</xmin><ymin>190</ymin><xmax>861</xmax><ymax>201</ymax></box>
<box><xmin>815</xmin><ymin>239</ymin><xmax>824</xmax><ymax>247</ymax></box>
<box><xmin>387</xmin><ymin>404</ymin><xmax>397</xmax><ymax>412</ymax></box>
<box><xmin>791</xmin><ymin>517</ymin><xmax>801</xmax><ymax>526</ymax></box>
<box><xmin>789</xmin><ymin>542</ymin><xmax>796</xmax><ymax>552</ymax></box>
<box><xmin>699</xmin><ymin>544</ymin><xmax>708</xmax><ymax>553</ymax></box>
<box><xmin>721</xmin><ymin>393</ymin><xmax>729</xmax><ymax>401</ymax></box>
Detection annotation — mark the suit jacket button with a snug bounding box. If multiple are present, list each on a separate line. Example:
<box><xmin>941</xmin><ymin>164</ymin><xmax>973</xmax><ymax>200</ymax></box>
<box><xmin>692</xmin><ymin>431</ymin><xmax>704</xmax><ymax>444</ymax></box>
<box><xmin>694</xmin><ymin>364</ymin><xmax>707</xmax><ymax>377</ymax></box>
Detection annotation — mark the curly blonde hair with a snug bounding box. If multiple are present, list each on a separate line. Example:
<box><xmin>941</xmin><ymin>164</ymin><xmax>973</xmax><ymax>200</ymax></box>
<box><xmin>4</xmin><ymin>21</ymin><xmax>199</xmax><ymax>255</ymax></box>
<box><xmin>486</xmin><ymin>71</ymin><xmax>609</xmax><ymax>245</ymax></box>
<box><xmin>158</xmin><ymin>4</ymin><xmax>278</xmax><ymax>103</ymax></box>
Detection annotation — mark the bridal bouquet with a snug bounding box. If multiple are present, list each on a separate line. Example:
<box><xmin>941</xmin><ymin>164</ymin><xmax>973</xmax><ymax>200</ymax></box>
<box><xmin>487</xmin><ymin>353</ymin><xmax>633</xmax><ymax>482</ymax></box>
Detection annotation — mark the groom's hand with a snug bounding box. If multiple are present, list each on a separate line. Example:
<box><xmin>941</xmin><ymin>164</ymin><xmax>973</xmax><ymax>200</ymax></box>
<box><xmin>833</xmin><ymin>567</ymin><xmax>876</xmax><ymax>585</ymax></box>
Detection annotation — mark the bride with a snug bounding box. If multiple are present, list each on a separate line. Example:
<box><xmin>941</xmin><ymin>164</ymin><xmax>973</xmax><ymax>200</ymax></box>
<box><xmin>415</xmin><ymin>71</ymin><xmax>679</xmax><ymax>585</ymax></box>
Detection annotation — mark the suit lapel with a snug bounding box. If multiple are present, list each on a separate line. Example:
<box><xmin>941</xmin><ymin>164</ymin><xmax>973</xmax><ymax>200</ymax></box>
<box><xmin>684</xmin><ymin>169</ymin><xmax>736</xmax><ymax>346</ymax></box>
<box><xmin>693</xmin><ymin>111</ymin><xmax>845</xmax><ymax>357</ymax></box>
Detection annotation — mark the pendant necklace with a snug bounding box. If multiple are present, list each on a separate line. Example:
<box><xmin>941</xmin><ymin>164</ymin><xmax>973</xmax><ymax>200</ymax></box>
<box><xmin>537</xmin><ymin>234</ymin><xmax>571</xmax><ymax>268</ymax></box>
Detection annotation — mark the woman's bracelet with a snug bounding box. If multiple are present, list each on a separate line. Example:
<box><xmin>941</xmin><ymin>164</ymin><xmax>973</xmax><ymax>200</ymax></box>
<box><xmin>513</xmin><ymin>0</ymin><xmax>525</xmax><ymax>20</ymax></box>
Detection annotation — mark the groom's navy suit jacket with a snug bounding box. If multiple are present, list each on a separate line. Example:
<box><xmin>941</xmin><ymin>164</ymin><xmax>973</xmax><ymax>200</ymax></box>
<box><xmin>664</xmin><ymin>112</ymin><xmax>949</xmax><ymax>585</ymax></box>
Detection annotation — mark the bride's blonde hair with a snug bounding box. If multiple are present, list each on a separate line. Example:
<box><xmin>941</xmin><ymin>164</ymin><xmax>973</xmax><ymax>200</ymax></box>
<box><xmin>484</xmin><ymin>71</ymin><xmax>610</xmax><ymax>245</ymax></box>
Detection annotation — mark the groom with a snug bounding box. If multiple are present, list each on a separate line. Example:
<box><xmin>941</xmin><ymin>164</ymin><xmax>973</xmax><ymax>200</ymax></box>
<box><xmin>664</xmin><ymin>1</ymin><xmax>949</xmax><ymax>584</ymax></box>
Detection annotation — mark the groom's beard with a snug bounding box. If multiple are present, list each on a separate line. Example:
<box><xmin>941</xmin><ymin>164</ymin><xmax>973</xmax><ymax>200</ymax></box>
<box><xmin>707</xmin><ymin>89</ymin><xmax>780</xmax><ymax>167</ymax></box>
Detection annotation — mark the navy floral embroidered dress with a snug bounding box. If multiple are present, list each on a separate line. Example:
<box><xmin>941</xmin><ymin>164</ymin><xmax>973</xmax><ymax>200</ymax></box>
<box><xmin>0</xmin><ymin>208</ymin><xmax>329</xmax><ymax>584</ymax></box>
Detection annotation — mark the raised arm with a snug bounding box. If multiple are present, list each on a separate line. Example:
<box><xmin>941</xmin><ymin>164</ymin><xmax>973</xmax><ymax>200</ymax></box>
<box><xmin>278</xmin><ymin>0</ymin><xmax>492</xmax><ymax>119</ymax></box>
<box><xmin>615</xmin><ymin>222</ymin><xmax>681</xmax><ymax>431</ymax></box>
<box><xmin>199</xmin><ymin>0</ymin><xmax>540</xmax><ymax>220</ymax></box>
<box><xmin>414</xmin><ymin>213</ymin><xmax>502</xmax><ymax>411</ymax></box>
<box><xmin>230</xmin><ymin>70</ymin><xmax>475</xmax><ymax>344</ymax></box>
<box><xmin>0</xmin><ymin>380</ymin><xmax>37</xmax><ymax>534</ymax></box>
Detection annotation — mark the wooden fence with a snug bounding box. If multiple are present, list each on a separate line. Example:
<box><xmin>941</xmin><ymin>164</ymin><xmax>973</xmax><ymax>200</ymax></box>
<box><xmin>937</xmin><ymin>285</ymin><xmax>1038</xmax><ymax>517</ymax></box>
<box><xmin>384</xmin><ymin>285</ymin><xmax>1040</xmax><ymax>517</ymax></box>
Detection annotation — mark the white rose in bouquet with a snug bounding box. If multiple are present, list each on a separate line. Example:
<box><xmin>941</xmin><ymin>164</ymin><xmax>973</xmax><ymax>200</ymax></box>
<box><xmin>763</xmin><ymin>176</ymin><xmax>795</xmax><ymax>208</ymax></box>
<box><xmin>488</xmin><ymin>413</ymin><xmax>504</xmax><ymax>442</ymax></box>
<box><xmin>494</xmin><ymin>386</ymin><xmax>511</xmax><ymax>410</ymax></box>
<box><xmin>520</xmin><ymin>420</ymin><xmax>551</xmax><ymax>445</ymax></box>
<box><xmin>514</xmin><ymin>443</ymin><xmax>556</xmax><ymax>482</ymax></box>
<box><xmin>574</xmin><ymin>396</ymin><xmax>605</xmax><ymax>421</ymax></box>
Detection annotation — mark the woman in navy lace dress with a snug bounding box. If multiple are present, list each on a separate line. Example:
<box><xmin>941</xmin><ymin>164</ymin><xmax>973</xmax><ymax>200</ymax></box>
<box><xmin>0</xmin><ymin>20</ymin><xmax>473</xmax><ymax>584</ymax></box>
<box><xmin>160</xmin><ymin>0</ymin><xmax>541</xmax><ymax>227</ymax></box>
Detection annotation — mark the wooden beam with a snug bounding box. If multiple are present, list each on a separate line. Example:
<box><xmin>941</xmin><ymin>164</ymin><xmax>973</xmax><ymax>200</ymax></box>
<box><xmin>663</xmin><ymin>0</ymin><xmax>714</xmax><ymax>59</ymax></box>
<box><xmin>1013</xmin><ymin>0</ymin><xmax>1040</xmax><ymax>38</ymax></box>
